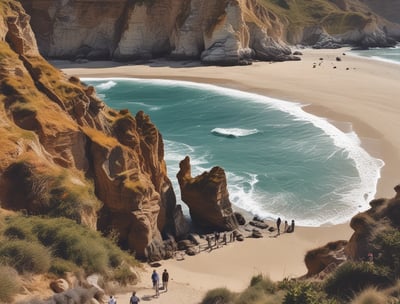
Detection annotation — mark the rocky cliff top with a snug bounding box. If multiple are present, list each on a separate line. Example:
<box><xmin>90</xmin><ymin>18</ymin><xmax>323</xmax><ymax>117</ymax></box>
<box><xmin>0</xmin><ymin>0</ymin><xmax>179</xmax><ymax>260</ymax></box>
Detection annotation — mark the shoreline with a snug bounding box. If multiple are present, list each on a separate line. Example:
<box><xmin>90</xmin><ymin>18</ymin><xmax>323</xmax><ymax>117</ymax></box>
<box><xmin>56</xmin><ymin>47</ymin><xmax>400</xmax><ymax>200</ymax></box>
<box><xmin>57</xmin><ymin>48</ymin><xmax>400</xmax><ymax>303</ymax></box>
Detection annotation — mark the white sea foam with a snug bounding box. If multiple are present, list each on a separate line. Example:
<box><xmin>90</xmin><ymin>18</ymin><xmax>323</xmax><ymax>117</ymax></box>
<box><xmin>95</xmin><ymin>80</ymin><xmax>117</xmax><ymax>90</ymax></box>
<box><xmin>211</xmin><ymin>128</ymin><xmax>259</xmax><ymax>138</ymax></box>
<box><xmin>82</xmin><ymin>77</ymin><xmax>384</xmax><ymax>227</ymax></box>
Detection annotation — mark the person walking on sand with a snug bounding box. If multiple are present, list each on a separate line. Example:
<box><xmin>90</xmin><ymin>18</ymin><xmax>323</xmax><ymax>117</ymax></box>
<box><xmin>129</xmin><ymin>291</ymin><xmax>140</xmax><ymax>304</ymax></box>
<box><xmin>162</xmin><ymin>269</ymin><xmax>169</xmax><ymax>292</ymax></box>
<box><xmin>151</xmin><ymin>270</ymin><xmax>160</xmax><ymax>297</ymax></box>
<box><xmin>108</xmin><ymin>295</ymin><xmax>117</xmax><ymax>304</ymax></box>
<box><xmin>276</xmin><ymin>217</ymin><xmax>282</xmax><ymax>235</ymax></box>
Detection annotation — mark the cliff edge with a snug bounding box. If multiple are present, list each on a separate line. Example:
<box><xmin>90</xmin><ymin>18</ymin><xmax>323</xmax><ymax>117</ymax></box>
<box><xmin>0</xmin><ymin>0</ymin><xmax>180</xmax><ymax>260</ymax></box>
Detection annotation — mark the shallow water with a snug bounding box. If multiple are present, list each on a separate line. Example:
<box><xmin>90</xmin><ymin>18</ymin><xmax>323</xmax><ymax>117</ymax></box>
<box><xmin>351</xmin><ymin>45</ymin><xmax>400</xmax><ymax>65</ymax></box>
<box><xmin>84</xmin><ymin>78</ymin><xmax>383</xmax><ymax>227</ymax></box>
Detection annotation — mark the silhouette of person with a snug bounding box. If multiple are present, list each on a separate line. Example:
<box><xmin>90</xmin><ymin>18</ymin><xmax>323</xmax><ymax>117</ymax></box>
<box><xmin>287</xmin><ymin>220</ymin><xmax>295</xmax><ymax>233</ymax></box>
<box><xmin>129</xmin><ymin>291</ymin><xmax>140</xmax><ymax>304</ymax></box>
<box><xmin>276</xmin><ymin>217</ymin><xmax>282</xmax><ymax>235</ymax></box>
<box><xmin>108</xmin><ymin>295</ymin><xmax>117</xmax><ymax>304</ymax></box>
<box><xmin>284</xmin><ymin>220</ymin><xmax>288</xmax><ymax>233</ymax></box>
<box><xmin>162</xmin><ymin>269</ymin><xmax>169</xmax><ymax>292</ymax></box>
<box><xmin>206</xmin><ymin>235</ymin><xmax>212</xmax><ymax>251</ymax></box>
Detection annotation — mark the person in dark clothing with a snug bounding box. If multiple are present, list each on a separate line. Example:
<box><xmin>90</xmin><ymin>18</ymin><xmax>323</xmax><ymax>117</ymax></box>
<box><xmin>162</xmin><ymin>269</ymin><xmax>169</xmax><ymax>292</ymax></box>
<box><xmin>276</xmin><ymin>217</ymin><xmax>282</xmax><ymax>235</ymax></box>
<box><xmin>287</xmin><ymin>220</ymin><xmax>295</xmax><ymax>233</ymax></box>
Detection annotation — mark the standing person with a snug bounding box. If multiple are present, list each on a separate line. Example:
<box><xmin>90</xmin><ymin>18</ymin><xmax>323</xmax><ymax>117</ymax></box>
<box><xmin>129</xmin><ymin>291</ymin><xmax>140</xmax><ymax>304</ymax></box>
<box><xmin>206</xmin><ymin>235</ymin><xmax>212</xmax><ymax>251</ymax></box>
<box><xmin>284</xmin><ymin>220</ymin><xmax>288</xmax><ymax>233</ymax></box>
<box><xmin>162</xmin><ymin>269</ymin><xmax>169</xmax><ymax>292</ymax></box>
<box><xmin>287</xmin><ymin>220</ymin><xmax>295</xmax><ymax>233</ymax></box>
<box><xmin>108</xmin><ymin>295</ymin><xmax>117</xmax><ymax>304</ymax></box>
<box><xmin>151</xmin><ymin>270</ymin><xmax>160</xmax><ymax>297</ymax></box>
<box><xmin>222</xmin><ymin>232</ymin><xmax>227</xmax><ymax>245</ymax></box>
<box><xmin>276</xmin><ymin>217</ymin><xmax>282</xmax><ymax>235</ymax></box>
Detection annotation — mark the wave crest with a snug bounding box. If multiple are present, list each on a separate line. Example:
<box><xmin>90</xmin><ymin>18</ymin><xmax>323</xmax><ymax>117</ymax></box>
<box><xmin>211</xmin><ymin>128</ymin><xmax>259</xmax><ymax>138</ymax></box>
<box><xmin>96</xmin><ymin>80</ymin><xmax>117</xmax><ymax>90</ymax></box>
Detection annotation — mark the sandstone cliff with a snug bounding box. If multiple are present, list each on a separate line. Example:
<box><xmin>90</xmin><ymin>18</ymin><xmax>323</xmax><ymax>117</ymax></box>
<box><xmin>20</xmin><ymin>0</ymin><xmax>400</xmax><ymax>66</ymax></box>
<box><xmin>20</xmin><ymin>0</ymin><xmax>297</xmax><ymax>65</ymax></box>
<box><xmin>0</xmin><ymin>0</ymin><xmax>181</xmax><ymax>259</ymax></box>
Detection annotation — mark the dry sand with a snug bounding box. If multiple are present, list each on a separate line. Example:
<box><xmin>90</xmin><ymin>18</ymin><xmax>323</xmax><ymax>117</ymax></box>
<box><xmin>58</xmin><ymin>48</ymin><xmax>400</xmax><ymax>303</ymax></box>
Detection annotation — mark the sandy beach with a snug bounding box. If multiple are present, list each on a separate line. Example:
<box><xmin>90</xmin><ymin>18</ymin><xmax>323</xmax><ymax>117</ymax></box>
<box><xmin>58</xmin><ymin>48</ymin><xmax>400</xmax><ymax>303</ymax></box>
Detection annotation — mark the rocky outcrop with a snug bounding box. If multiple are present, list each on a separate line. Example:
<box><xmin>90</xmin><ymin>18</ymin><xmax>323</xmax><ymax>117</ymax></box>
<box><xmin>20</xmin><ymin>0</ymin><xmax>296</xmax><ymax>65</ymax></box>
<box><xmin>0</xmin><ymin>1</ymin><xmax>183</xmax><ymax>259</ymax></box>
<box><xmin>345</xmin><ymin>185</ymin><xmax>400</xmax><ymax>260</ymax></box>
<box><xmin>305</xmin><ymin>184</ymin><xmax>400</xmax><ymax>278</ymax></box>
<box><xmin>287</xmin><ymin>0</ymin><xmax>400</xmax><ymax>48</ymax></box>
<box><xmin>304</xmin><ymin>240</ymin><xmax>348</xmax><ymax>277</ymax></box>
<box><xmin>177</xmin><ymin>156</ymin><xmax>239</xmax><ymax>232</ymax></box>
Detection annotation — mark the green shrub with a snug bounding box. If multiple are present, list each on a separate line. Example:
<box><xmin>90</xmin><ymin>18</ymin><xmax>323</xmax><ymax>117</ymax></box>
<box><xmin>283</xmin><ymin>281</ymin><xmax>321</xmax><ymax>304</ymax></box>
<box><xmin>49</xmin><ymin>258</ymin><xmax>79</xmax><ymax>277</ymax></box>
<box><xmin>324</xmin><ymin>262</ymin><xmax>392</xmax><ymax>300</ymax></box>
<box><xmin>250</xmin><ymin>274</ymin><xmax>276</xmax><ymax>294</ymax></box>
<box><xmin>201</xmin><ymin>287</ymin><xmax>235</xmax><ymax>304</ymax></box>
<box><xmin>0</xmin><ymin>266</ymin><xmax>21</xmax><ymax>303</ymax></box>
<box><xmin>235</xmin><ymin>287</ymin><xmax>264</xmax><ymax>304</ymax></box>
<box><xmin>2</xmin><ymin>215</ymin><xmax>138</xmax><ymax>277</ymax></box>
<box><xmin>112</xmin><ymin>265</ymin><xmax>138</xmax><ymax>286</ymax></box>
<box><xmin>0</xmin><ymin>240</ymin><xmax>50</xmax><ymax>274</ymax></box>
<box><xmin>372</xmin><ymin>229</ymin><xmax>400</xmax><ymax>279</ymax></box>
<box><xmin>4</xmin><ymin>225</ymin><xmax>32</xmax><ymax>240</ymax></box>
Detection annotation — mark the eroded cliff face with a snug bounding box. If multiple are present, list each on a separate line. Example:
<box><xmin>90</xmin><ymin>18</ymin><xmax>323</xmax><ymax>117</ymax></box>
<box><xmin>20</xmin><ymin>0</ymin><xmax>296</xmax><ymax>65</ymax></box>
<box><xmin>177</xmin><ymin>156</ymin><xmax>239</xmax><ymax>232</ymax></box>
<box><xmin>0</xmin><ymin>1</ymin><xmax>179</xmax><ymax>259</ymax></box>
<box><xmin>20</xmin><ymin>0</ymin><xmax>400</xmax><ymax>62</ymax></box>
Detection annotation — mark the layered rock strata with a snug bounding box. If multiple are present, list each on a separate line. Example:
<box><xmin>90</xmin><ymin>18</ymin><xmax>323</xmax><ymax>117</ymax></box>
<box><xmin>0</xmin><ymin>1</ymin><xmax>182</xmax><ymax>259</ymax></box>
<box><xmin>20</xmin><ymin>0</ymin><xmax>297</xmax><ymax>65</ymax></box>
<box><xmin>177</xmin><ymin>156</ymin><xmax>239</xmax><ymax>232</ymax></box>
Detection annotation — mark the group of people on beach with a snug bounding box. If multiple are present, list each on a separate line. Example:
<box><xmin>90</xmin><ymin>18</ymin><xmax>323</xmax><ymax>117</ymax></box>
<box><xmin>205</xmin><ymin>230</ymin><xmax>237</xmax><ymax>251</ymax></box>
<box><xmin>151</xmin><ymin>269</ymin><xmax>169</xmax><ymax>297</ymax></box>
<box><xmin>276</xmin><ymin>217</ymin><xmax>295</xmax><ymax>235</ymax></box>
<box><xmin>107</xmin><ymin>269</ymin><xmax>169</xmax><ymax>303</ymax></box>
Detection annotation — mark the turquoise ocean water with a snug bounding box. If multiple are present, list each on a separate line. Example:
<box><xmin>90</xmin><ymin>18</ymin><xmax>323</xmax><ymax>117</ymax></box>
<box><xmin>351</xmin><ymin>45</ymin><xmax>400</xmax><ymax>64</ymax></box>
<box><xmin>85</xmin><ymin>78</ymin><xmax>383</xmax><ymax>227</ymax></box>
<box><xmin>84</xmin><ymin>48</ymin><xmax>400</xmax><ymax>227</ymax></box>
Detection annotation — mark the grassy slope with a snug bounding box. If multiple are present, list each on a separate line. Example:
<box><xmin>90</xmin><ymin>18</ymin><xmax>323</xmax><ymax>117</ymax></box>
<box><xmin>259</xmin><ymin>0</ymin><xmax>371</xmax><ymax>35</ymax></box>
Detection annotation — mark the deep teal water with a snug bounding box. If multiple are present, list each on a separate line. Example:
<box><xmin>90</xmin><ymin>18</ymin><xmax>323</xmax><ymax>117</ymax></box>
<box><xmin>84</xmin><ymin>78</ymin><xmax>383</xmax><ymax>226</ymax></box>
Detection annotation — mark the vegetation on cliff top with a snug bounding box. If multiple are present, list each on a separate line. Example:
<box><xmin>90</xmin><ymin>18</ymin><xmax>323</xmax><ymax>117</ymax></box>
<box><xmin>200</xmin><ymin>227</ymin><xmax>400</xmax><ymax>304</ymax></box>
<box><xmin>260</xmin><ymin>0</ymin><xmax>371</xmax><ymax>35</ymax></box>
<box><xmin>0</xmin><ymin>212</ymin><xmax>140</xmax><ymax>302</ymax></box>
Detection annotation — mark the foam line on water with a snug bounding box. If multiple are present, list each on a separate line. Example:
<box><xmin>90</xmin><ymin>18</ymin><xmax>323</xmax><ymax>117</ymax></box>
<box><xmin>83</xmin><ymin>77</ymin><xmax>384</xmax><ymax>226</ymax></box>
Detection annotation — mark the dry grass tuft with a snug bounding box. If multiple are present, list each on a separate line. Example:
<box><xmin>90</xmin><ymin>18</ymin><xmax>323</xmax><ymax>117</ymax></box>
<box><xmin>351</xmin><ymin>287</ymin><xmax>388</xmax><ymax>304</ymax></box>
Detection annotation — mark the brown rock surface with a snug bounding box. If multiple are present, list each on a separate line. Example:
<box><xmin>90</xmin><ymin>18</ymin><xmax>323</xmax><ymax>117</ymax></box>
<box><xmin>0</xmin><ymin>1</ymin><xmax>180</xmax><ymax>259</ymax></box>
<box><xmin>345</xmin><ymin>185</ymin><xmax>400</xmax><ymax>260</ymax></box>
<box><xmin>20</xmin><ymin>0</ymin><xmax>295</xmax><ymax>65</ymax></box>
<box><xmin>304</xmin><ymin>240</ymin><xmax>348</xmax><ymax>277</ymax></box>
<box><xmin>177</xmin><ymin>156</ymin><xmax>238</xmax><ymax>232</ymax></box>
